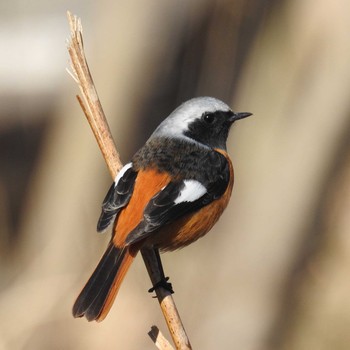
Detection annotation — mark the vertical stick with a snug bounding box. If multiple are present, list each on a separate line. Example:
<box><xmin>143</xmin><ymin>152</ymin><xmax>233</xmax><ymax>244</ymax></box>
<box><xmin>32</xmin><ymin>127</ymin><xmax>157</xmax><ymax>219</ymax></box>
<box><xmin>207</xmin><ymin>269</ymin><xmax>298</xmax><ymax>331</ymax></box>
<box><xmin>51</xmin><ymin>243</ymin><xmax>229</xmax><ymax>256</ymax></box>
<box><xmin>142</xmin><ymin>249</ymin><xmax>192</xmax><ymax>350</ymax></box>
<box><xmin>66</xmin><ymin>11</ymin><xmax>191</xmax><ymax>349</ymax></box>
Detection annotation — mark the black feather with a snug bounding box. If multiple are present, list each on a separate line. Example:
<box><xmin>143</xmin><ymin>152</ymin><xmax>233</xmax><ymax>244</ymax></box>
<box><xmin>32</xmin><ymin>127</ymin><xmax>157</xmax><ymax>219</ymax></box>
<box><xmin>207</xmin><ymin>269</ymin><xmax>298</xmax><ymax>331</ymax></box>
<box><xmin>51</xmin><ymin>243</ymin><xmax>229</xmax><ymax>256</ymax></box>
<box><xmin>72</xmin><ymin>243</ymin><xmax>126</xmax><ymax>321</ymax></box>
<box><xmin>97</xmin><ymin>167</ymin><xmax>137</xmax><ymax>232</ymax></box>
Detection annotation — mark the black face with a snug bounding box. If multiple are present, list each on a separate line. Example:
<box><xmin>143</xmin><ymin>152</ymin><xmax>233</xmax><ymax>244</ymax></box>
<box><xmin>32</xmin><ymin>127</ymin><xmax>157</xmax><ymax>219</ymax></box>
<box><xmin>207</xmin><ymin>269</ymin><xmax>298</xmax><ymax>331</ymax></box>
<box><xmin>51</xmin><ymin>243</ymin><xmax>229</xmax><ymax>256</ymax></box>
<box><xmin>184</xmin><ymin>110</ymin><xmax>235</xmax><ymax>150</ymax></box>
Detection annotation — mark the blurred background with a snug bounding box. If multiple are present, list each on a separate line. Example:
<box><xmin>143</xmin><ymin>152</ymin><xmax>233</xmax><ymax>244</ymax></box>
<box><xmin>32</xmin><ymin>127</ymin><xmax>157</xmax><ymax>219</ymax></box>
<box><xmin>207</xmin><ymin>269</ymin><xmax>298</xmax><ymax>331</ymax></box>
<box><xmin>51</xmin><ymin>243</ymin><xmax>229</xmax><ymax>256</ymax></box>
<box><xmin>1</xmin><ymin>0</ymin><xmax>350</xmax><ymax>349</ymax></box>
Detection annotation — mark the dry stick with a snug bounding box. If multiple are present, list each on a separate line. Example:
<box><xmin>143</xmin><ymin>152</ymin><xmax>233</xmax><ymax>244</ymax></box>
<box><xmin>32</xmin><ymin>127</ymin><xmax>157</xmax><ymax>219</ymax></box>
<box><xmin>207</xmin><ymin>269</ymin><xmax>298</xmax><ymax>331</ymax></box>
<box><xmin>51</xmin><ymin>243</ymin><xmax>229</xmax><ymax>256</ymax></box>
<box><xmin>148</xmin><ymin>326</ymin><xmax>175</xmax><ymax>350</ymax></box>
<box><xmin>66</xmin><ymin>14</ymin><xmax>121</xmax><ymax>178</ymax></box>
<box><xmin>66</xmin><ymin>11</ymin><xmax>191</xmax><ymax>350</ymax></box>
<box><xmin>142</xmin><ymin>249</ymin><xmax>192</xmax><ymax>350</ymax></box>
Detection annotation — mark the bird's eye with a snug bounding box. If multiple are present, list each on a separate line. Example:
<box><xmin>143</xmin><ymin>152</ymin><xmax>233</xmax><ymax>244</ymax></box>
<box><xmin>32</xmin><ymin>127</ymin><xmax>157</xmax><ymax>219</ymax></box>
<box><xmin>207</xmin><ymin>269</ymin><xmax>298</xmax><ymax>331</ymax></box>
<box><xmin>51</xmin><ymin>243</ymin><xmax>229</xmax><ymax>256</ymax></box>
<box><xmin>202</xmin><ymin>113</ymin><xmax>215</xmax><ymax>124</ymax></box>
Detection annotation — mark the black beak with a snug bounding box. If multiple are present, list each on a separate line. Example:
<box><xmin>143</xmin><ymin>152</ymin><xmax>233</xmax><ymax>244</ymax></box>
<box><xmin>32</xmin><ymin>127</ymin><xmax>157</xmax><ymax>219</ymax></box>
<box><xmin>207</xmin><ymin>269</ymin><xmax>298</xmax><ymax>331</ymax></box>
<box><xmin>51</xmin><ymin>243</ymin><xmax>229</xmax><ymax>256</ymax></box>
<box><xmin>233</xmin><ymin>112</ymin><xmax>253</xmax><ymax>121</ymax></box>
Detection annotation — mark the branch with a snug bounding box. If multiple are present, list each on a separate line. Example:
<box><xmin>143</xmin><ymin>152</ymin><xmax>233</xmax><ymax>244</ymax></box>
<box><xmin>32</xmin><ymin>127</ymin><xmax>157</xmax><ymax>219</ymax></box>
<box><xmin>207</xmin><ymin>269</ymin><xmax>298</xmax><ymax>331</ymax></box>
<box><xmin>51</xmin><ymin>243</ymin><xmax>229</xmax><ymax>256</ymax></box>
<box><xmin>142</xmin><ymin>249</ymin><xmax>192</xmax><ymax>350</ymax></box>
<box><xmin>66</xmin><ymin>11</ymin><xmax>191</xmax><ymax>350</ymax></box>
<box><xmin>66</xmin><ymin>11</ymin><xmax>122</xmax><ymax>178</ymax></box>
<box><xmin>148</xmin><ymin>326</ymin><xmax>175</xmax><ymax>350</ymax></box>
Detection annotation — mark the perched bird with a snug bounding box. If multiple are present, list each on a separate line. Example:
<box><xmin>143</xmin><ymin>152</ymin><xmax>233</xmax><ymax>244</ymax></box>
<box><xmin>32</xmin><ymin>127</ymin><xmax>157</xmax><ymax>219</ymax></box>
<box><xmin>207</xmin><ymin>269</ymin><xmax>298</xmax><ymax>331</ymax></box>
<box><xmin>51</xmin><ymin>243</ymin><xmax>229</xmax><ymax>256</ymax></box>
<box><xmin>73</xmin><ymin>97</ymin><xmax>251</xmax><ymax>321</ymax></box>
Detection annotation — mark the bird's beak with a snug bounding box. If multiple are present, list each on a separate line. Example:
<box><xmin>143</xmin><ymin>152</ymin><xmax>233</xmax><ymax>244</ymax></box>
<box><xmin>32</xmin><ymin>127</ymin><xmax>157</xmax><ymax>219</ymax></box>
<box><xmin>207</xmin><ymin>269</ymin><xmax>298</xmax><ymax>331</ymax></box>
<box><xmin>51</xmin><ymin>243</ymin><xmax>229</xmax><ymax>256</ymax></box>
<box><xmin>232</xmin><ymin>112</ymin><xmax>253</xmax><ymax>121</ymax></box>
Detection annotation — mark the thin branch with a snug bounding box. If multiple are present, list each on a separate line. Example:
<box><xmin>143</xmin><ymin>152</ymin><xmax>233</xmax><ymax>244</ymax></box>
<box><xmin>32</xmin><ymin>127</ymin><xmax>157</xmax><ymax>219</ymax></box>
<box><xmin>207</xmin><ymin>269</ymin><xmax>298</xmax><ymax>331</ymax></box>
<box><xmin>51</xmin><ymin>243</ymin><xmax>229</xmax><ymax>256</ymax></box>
<box><xmin>66</xmin><ymin>11</ymin><xmax>122</xmax><ymax>178</ymax></box>
<box><xmin>142</xmin><ymin>249</ymin><xmax>192</xmax><ymax>350</ymax></box>
<box><xmin>66</xmin><ymin>11</ymin><xmax>192</xmax><ymax>350</ymax></box>
<box><xmin>148</xmin><ymin>326</ymin><xmax>175</xmax><ymax>350</ymax></box>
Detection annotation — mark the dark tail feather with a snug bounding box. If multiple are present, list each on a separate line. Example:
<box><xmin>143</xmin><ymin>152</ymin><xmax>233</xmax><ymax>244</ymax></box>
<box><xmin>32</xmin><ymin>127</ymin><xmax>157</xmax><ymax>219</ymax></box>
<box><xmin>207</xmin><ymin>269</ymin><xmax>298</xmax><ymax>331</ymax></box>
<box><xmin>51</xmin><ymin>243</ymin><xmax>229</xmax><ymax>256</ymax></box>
<box><xmin>72</xmin><ymin>242</ymin><xmax>136</xmax><ymax>322</ymax></box>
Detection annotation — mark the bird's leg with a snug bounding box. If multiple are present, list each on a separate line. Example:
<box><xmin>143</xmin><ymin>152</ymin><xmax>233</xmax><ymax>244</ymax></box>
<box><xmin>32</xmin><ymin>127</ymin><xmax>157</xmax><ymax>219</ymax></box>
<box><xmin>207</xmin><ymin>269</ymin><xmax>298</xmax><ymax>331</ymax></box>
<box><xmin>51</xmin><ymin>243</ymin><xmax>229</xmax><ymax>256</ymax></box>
<box><xmin>147</xmin><ymin>248</ymin><xmax>174</xmax><ymax>294</ymax></box>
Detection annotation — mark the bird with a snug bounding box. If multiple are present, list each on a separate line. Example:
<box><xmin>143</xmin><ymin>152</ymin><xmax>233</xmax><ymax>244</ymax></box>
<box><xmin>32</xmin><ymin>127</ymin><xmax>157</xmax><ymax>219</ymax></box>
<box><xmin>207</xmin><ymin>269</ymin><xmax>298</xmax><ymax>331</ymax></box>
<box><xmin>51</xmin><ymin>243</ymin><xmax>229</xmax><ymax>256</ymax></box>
<box><xmin>72</xmin><ymin>96</ymin><xmax>252</xmax><ymax>322</ymax></box>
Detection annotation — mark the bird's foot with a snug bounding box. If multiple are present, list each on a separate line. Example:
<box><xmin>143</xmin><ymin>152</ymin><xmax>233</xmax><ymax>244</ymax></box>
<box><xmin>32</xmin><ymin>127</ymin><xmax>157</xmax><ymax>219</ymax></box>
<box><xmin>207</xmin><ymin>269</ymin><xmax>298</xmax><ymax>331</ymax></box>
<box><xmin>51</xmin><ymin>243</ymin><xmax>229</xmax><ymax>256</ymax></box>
<box><xmin>148</xmin><ymin>276</ymin><xmax>174</xmax><ymax>294</ymax></box>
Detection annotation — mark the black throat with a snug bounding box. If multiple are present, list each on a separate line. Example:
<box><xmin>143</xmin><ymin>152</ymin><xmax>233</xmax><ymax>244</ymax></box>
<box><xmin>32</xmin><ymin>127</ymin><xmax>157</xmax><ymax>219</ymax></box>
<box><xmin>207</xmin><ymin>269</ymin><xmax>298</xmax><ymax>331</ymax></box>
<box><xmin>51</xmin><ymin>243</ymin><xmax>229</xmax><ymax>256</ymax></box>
<box><xmin>183</xmin><ymin>110</ymin><xmax>234</xmax><ymax>150</ymax></box>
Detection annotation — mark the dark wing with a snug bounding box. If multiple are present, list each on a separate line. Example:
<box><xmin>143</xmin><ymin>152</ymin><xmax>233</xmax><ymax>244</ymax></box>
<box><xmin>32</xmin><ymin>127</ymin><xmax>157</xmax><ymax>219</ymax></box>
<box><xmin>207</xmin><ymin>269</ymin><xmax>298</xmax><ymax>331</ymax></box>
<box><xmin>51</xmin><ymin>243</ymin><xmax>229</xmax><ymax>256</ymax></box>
<box><xmin>97</xmin><ymin>163</ymin><xmax>137</xmax><ymax>232</ymax></box>
<box><xmin>125</xmin><ymin>155</ymin><xmax>230</xmax><ymax>245</ymax></box>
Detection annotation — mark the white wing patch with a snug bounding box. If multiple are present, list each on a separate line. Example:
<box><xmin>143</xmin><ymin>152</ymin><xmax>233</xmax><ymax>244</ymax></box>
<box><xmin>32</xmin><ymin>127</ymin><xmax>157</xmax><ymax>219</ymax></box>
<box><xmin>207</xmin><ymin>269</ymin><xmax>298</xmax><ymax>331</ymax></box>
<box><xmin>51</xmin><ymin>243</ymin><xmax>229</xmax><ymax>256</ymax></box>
<box><xmin>113</xmin><ymin>162</ymin><xmax>133</xmax><ymax>187</ymax></box>
<box><xmin>174</xmin><ymin>180</ymin><xmax>207</xmax><ymax>204</ymax></box>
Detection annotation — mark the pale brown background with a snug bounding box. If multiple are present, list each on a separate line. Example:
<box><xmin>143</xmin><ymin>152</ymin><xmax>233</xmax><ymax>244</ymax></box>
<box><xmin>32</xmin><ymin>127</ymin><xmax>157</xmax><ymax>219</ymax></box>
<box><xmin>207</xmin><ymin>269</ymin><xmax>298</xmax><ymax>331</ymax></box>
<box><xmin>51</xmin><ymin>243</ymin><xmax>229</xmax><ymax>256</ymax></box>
<box><xmin>1</xmin><ymin>1</ymin><xmax>350</xmax><ymax>349</ymax></box>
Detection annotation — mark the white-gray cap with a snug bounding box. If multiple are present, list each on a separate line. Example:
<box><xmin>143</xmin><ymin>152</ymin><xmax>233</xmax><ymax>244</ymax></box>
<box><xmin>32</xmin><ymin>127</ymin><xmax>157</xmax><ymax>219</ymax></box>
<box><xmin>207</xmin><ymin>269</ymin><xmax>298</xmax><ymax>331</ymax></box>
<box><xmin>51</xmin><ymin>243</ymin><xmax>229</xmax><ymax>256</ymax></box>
<box><xmin>151</xmin><ymin>97</ymin><xmax>232</xmax><ymax>140</ymax></box>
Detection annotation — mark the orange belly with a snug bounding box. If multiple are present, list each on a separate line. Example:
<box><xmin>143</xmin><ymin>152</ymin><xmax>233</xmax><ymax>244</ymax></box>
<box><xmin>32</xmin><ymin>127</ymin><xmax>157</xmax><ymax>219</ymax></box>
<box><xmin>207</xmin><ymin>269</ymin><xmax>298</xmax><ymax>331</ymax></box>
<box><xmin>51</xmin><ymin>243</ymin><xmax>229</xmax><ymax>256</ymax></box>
<box><xmin>149</xmin><ymin>175</ymin><xmax>233</xmax><ymax>251</ymax></box>
<box><xmin>149</xmin><ymin>150</ymin><xmax>234</xmax><ymax>251</ymax></box>
<box><xmin>114</xmin><ymin>149</ymin><xmax>234</xmax><ymax>251</ymax></box>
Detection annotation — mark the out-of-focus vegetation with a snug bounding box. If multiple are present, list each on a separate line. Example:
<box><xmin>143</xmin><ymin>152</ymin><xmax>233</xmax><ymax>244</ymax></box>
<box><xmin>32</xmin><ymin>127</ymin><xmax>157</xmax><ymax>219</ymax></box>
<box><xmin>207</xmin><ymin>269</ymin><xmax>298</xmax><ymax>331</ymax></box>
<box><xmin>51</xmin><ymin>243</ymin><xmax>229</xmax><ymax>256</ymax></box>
<box><xmin>1</xmin><ymin>1</ymin><xmax>350</xmax><ymax>349</ymax></box>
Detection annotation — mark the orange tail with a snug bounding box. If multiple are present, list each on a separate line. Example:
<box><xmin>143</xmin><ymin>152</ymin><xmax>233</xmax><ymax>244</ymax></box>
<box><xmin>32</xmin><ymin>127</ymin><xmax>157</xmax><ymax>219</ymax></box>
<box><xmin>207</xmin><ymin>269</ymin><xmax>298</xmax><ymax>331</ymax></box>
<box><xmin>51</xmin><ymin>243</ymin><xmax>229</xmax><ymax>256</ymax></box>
<box><xmin>72</xmin><ymin>242</ymin><xmax>137</xmax><ymax>322</ymax></box>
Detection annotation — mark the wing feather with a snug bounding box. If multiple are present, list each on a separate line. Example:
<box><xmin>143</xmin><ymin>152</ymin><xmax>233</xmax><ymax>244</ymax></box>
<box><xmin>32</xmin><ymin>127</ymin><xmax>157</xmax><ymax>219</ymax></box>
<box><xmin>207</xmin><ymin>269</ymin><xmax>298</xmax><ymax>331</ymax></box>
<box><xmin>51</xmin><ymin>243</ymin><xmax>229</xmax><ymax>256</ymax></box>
<box><xmin>125</xmin><ymin>167</ymin><xmax>229</xmax><ymax>245</ymax></box>
<box><xmin>97</xmin><ymin>164</ymin><xmax>137</xmax><ymax>232</ymax></box>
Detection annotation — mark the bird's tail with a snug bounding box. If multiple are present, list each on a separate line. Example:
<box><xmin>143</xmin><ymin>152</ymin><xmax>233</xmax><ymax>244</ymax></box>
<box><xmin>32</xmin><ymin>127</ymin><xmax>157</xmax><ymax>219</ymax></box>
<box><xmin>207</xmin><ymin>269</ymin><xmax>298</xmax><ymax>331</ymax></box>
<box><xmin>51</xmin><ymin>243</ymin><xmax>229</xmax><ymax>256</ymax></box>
<box><xmin>72</xmin><ymin>242</ymin><xmax>137</xmax><ymax>322</ymax></box>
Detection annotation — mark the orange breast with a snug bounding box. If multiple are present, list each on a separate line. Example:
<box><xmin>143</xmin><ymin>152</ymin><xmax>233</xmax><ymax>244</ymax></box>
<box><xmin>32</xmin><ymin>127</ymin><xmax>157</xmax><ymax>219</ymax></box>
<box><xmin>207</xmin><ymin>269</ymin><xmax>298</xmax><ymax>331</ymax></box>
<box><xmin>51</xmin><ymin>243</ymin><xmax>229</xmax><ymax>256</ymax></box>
<box><xmin>149</xmin><ymin>150</ymin><xmax>234</xmax><ymax>251</ymax></box>
<box><xmin>114</xmin><ymin>150</ymin><xmax>234</xmax><ymax>251</ymax></box>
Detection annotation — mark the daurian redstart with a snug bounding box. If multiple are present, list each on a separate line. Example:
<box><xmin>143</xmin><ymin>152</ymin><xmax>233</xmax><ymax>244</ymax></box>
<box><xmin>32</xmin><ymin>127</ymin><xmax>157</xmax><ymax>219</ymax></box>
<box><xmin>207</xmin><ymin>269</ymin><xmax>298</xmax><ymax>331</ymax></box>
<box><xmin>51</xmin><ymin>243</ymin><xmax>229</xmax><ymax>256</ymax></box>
<box><xmin>73</xmin><ymin>97</ymin><xmax>251</xmax><ymax>321</ymax></box>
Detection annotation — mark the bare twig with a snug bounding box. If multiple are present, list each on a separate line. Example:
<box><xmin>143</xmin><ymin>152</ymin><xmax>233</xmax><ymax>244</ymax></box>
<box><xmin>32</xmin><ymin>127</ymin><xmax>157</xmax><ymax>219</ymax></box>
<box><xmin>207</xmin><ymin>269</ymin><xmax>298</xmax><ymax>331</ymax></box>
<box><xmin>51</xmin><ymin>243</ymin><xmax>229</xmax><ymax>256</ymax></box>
<box><xmin>142</xmin><ymin>249</ymin><xmax>192</xmax><ymax>350</ymax></box>
<box><xmin>148</xmin><ymin>326</ymin><xmax>175</xmax><ymax>350</ymax></box>
<box><xmin>66</xmin><ymin>11</ymin><xmax>191</xmax><ymax>350</ymax></box>
<box><xmin>66</xmin><ymin>11</ymin><xmax>122</xmax><ymax>178</ymax></box>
